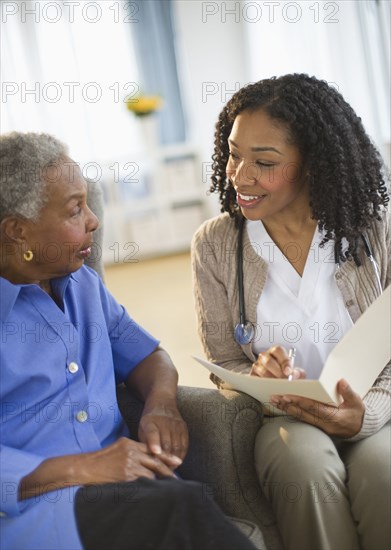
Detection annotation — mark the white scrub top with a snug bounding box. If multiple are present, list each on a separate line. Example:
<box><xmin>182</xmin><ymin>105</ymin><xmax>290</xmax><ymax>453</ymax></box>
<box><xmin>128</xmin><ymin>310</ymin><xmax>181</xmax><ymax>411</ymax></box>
<box><xmin>247</xmin><ymin>220</ymin><xmax>353</xmax><ymax>379</ymax></box>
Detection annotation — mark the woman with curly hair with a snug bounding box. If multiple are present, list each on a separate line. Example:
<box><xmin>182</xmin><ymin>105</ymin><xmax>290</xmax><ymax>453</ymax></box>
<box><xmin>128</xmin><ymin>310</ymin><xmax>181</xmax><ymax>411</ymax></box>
<box><xmin>192</xmin><ymin>74</ymin><xmax>390</xmax><ymax>550</ymax></box>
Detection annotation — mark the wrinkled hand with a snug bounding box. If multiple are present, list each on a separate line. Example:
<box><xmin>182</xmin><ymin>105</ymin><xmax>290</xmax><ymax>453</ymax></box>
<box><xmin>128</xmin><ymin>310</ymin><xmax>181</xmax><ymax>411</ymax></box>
<box><xmin>79</xmin><ymin>437</ymin><xmax>177</xmax><ymax>483</ymax></box>
<box><xmin>19</xmin><ymin>436</ymin><xmax>180</xmax><ymax>501</ymax></box>
<box><xmin>250</xmin><ymin>346</ymin><xmax>306</xmax><ymax>380</ymax></box>
<box><xmin>138</xmin><ymin>398</ymin><xmax>189</xmax><ymax>467</ymax></box>
<box><xmin>270</xmin><ymin>378</ymin><xmax>365</xmax><ymax>438</ymax></box>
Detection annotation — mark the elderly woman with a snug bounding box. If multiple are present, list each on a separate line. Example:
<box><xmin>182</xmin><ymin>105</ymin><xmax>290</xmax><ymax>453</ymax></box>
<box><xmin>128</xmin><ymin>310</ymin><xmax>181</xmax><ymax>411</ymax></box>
<box><xmin>0</xmin><ymin>132</ymin><xmax>256</xmax><ymax>550</ymax></box>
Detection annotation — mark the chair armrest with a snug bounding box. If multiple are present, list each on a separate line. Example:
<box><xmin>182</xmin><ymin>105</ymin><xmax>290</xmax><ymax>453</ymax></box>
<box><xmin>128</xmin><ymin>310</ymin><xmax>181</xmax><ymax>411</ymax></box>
<box><xmin>116</xmin><ymin>384</ymin><xmax>269</xmax><ymax>528</ymax></box>
<box><xmin>175</xmin><ymin>386</ymin><xmax>267</xmax><ymax>527</ymax></box>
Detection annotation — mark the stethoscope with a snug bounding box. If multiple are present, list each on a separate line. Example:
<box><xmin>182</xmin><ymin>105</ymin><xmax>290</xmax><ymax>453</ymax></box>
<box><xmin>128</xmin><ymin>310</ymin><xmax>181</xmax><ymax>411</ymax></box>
<box><xmin>234</xmin><ymin>217</ymin><xmax>384</xmax><ymax>345</ymax></box>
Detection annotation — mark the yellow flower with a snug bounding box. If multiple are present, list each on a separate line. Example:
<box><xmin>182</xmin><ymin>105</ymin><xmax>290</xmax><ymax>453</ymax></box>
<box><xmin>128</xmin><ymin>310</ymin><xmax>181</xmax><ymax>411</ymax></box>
<box><xmin>126</xmin><ymin>94</ymin><xmax>163</xmax><ymax>116</ymax></box>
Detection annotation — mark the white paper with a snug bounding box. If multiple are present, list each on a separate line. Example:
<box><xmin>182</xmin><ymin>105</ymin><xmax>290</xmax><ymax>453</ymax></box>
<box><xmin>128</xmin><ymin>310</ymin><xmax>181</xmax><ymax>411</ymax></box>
<box><xmin>193</xmin><ymin>285</ymin><xmax>390</xmax><ymax>413</ymax></box>
<box><xmin>319</xmin><ymin>285</ymin><xmax>390</xmax><ymax>402</ymax></box>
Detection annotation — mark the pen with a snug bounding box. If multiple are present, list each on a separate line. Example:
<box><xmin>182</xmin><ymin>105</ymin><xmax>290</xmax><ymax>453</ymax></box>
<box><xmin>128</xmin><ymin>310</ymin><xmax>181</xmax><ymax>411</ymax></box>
<box><xmin>287</xmin><ymin>347</ymin><xmax>296</xmax><ymax>381</ymax></box>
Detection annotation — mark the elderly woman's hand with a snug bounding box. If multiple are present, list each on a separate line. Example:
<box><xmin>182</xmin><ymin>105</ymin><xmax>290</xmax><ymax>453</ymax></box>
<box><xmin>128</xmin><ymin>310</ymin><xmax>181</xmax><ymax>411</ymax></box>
<box><xmin>19</xmin><ymin>437</ymin><xmax>178</xmax><ymax>500</ymax></box>
<box><xmin>250</xmin><ymin>345</ymin><xmax>306</xmax><ymax>379</ymax></box>
<box><xmin>138</xmin><ymin>395</ymin><xmax>189</xmax><ymax>467</ymax></box>
<box><xmin>126</xmin><ymin>347</ymin><xmax>189</xmax><ymax>469</ymax></box>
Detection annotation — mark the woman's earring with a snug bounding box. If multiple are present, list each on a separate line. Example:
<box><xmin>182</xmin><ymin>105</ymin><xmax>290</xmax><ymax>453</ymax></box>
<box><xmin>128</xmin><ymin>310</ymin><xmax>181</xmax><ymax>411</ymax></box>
<box><xmin>23</xmin><ymin>250</ymin><xmax>34</xmax><ymax>262</ymax></box>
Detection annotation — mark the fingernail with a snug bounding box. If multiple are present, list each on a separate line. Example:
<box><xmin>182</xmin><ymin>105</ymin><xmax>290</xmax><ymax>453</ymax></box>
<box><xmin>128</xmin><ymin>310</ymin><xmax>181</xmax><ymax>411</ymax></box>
<box><xmin>282</xmin><ymin>396</ymin><xmax>291</xmax><ymax>404</ymax></box>
<box><xmin>270</xmin><ymin>396</ymin><xmax>279</xmax><ymax>404</ymax></box>
<box><xmin>170</xmin><ymin>456</ymin><xmax>182</xmax><ymax>465</ymax></box>
<box><xmin>151</xmin><ymin>445</ymin><xmax>162</xmax><ymax>455</ymax></box>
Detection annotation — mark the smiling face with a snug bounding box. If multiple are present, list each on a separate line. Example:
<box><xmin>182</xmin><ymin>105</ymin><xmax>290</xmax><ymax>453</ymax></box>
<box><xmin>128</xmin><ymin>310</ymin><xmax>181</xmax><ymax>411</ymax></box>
<box><xmin>226</xmin><ymin>108</ymin><xmax>311</xmax><ymax>223</ymax></box>
<box><xmin>20</xmin><ymin>157</ymin><xmax>99</xmax><ymax>281</ymax></box>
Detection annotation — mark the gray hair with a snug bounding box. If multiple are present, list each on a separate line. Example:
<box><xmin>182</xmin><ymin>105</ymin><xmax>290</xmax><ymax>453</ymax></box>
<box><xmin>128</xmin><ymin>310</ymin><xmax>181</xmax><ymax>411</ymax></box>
<box><xmin>0</xmin><ymin>132</ymin><xmax>69</xmax><ymax>222</ymax></box>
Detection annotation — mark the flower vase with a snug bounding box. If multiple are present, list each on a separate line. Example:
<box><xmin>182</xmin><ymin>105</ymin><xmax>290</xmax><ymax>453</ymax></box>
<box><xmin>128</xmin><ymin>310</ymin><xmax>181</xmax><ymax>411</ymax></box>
<box><xmin>139</xmin><ymin>114</ymin><xmax>159</xmax><ymax>155</ymax></box>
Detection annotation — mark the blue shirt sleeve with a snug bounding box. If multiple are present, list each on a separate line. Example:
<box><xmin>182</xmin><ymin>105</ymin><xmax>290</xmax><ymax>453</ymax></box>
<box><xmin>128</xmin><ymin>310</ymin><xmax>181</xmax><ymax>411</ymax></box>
<box><xmin>0</xmin><ymin>446</ymin><xmax>45</xmax><ymax>517</ymax></box>
<box><xmin>89</xmin><ymin>268</ymin><xmax>160</xmax><ymax>383</ymax></box>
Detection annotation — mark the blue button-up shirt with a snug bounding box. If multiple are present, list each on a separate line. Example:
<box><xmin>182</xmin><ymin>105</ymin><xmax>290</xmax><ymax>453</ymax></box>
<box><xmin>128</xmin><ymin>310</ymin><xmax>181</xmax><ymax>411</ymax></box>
<box><xmin>0</xmin><ymin>266</ymin><xmax>159</xmax><ymax>549</ymax></box>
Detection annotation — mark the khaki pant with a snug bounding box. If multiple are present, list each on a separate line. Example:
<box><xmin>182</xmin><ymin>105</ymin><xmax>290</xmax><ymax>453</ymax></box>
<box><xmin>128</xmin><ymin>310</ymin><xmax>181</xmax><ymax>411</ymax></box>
<box><xmin>255</xmin><ymin>417</ymin><xmax>391</xmax><ymax>550</ymax></box>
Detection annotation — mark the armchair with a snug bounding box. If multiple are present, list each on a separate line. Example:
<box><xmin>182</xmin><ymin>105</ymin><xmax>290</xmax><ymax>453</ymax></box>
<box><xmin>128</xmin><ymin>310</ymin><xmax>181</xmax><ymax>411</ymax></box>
<box><xmin>86</xmin><ymin>181</ymin><xmax>283</xmax><ymax>550</ymax></box>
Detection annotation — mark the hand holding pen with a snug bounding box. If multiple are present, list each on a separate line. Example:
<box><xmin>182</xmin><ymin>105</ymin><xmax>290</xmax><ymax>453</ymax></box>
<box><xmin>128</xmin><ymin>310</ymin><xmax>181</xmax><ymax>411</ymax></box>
<box><xmin>250</xmin><ymin>346</ymin><xmax>305</xmax><ymax>379</ymax></box>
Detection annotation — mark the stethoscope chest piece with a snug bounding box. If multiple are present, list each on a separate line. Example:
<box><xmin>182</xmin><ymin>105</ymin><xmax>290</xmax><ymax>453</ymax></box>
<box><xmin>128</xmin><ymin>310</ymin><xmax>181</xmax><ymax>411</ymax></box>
<box><xmin>235</xmin><ymin>217</ymin><xmax>256</xmax><ymax>345</ymax></box>
<box><xmin>234</xmin><ymin>321</ymin><xmax>255</xmax><ymax>345</ymax></box>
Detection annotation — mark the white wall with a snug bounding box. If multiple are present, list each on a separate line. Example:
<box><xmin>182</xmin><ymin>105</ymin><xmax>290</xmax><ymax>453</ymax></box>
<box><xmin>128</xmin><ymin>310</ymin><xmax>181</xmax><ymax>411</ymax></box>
<box><xmin>173</xmin><ymin>0</ymin><xmax>250</xmax><ymax>215</ymax></box>
<box><xmin>2</xmin><ymin>0</ymin><xmax>389</xmax><ymax>180</ymax></box>
<box><xmin>244</xmin><ymin>0</ymin><xmax>390</xmax><ymax>164</ymax></box>
<box><xmin>174</xmin><ymin>0</ymin><xmax>390</xmax><ymax>176</ymax></box>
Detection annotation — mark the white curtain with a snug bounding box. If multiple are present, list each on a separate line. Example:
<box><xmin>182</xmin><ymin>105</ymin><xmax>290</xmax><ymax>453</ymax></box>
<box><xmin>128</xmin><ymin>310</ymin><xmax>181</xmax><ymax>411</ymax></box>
<box><xmin>0</xmin><ymin>0</ymin><xmax>143</xmax><ymax>164</ymax></box>
<box><xmin>244</xmin><ymin>0</ymin><xmax>390</xmax><ymax>166</ymax></box>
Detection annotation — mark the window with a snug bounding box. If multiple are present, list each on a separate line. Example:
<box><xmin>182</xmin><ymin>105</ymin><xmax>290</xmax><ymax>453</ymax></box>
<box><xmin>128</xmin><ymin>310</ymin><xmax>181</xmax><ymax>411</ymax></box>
<box><xmin>1</xmin><ymin>0</ymin><xmax>143</xmax><ymax>163</ymax></box>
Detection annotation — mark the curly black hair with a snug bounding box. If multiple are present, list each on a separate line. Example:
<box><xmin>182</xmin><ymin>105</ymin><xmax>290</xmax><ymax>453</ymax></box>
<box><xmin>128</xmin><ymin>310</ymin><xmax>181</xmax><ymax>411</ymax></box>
<box><xmin>210</xmin><ymin>73</ymin><xmax>389</xmax><ymax>263</ymax></box>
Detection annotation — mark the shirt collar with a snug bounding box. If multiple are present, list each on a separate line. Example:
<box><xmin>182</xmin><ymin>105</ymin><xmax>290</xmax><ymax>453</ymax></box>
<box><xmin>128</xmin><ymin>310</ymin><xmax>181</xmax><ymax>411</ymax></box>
<box><xmin>0</xmin><ymin>271</ymin><xmax>78</xmax><ymax>321</ymax></box>
<box><xmin>0</xmin><ymin>277</ymin><xmax>22</xmax><ymax>321</ymax></box>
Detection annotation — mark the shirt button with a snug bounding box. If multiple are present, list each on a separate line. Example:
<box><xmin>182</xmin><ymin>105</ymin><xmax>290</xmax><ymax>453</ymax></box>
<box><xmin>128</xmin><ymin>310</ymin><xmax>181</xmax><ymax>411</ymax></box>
<box><xmin>345</xmin><ymin>299</ymin><xmax>355</xmax><ymax>307</ymax></box>
<box><xmin>76</xmin><ymin>410</ymin><xmax>88</xmax><ymax>423</ymax></box>
<box><xmin>68</xmin><ymin>362</ymin><xmax>79</xmax><ymax>374</ymax></box>
<box><xmin>0</xmin><ymin>511</ymin><xmax>7</xmax><ymax>517</ymax></box>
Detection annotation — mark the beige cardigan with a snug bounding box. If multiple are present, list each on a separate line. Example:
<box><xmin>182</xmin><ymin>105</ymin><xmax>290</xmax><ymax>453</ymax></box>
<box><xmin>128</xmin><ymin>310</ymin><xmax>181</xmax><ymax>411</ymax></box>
<box><xmin>191</xmin><ymin>212</ymin><xmax>390</xmax><ymax>440</ymax></box>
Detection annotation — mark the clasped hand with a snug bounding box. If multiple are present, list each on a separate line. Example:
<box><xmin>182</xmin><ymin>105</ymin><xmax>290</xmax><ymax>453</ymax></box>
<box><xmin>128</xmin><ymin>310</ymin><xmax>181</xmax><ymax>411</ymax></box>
<box><xmin>18</xmin><ymin>400</ymin><xmax>189</xmax><ymax>500</ymax></box>
<box><xmin>250</xmin><ymin>346</ymin><xmax>365</xmax><ymax>438</ymax></box>
<box><xmin>138</xmin><ymin>397</ymin><xmax>189</xmax><ymax>465</ymax></box>
<box><xmin>79</xmin><ymin>400</ymin><xmax>188</xmax><ymax>486</ymax></box>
